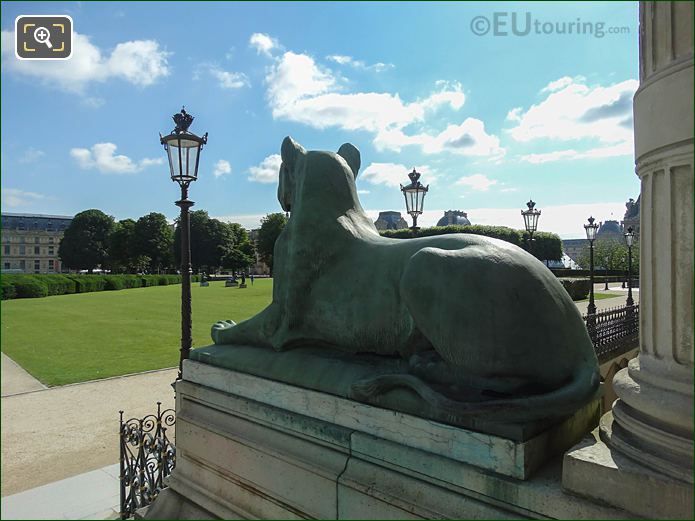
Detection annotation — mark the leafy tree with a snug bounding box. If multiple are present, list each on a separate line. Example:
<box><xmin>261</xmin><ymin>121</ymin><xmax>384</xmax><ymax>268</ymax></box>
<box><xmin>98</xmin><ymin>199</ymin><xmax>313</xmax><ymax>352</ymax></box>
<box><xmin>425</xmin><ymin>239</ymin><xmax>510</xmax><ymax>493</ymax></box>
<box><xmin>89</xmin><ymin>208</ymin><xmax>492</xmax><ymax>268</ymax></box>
<box><xmin>58</xmin><ymin>209</ymin><xmax>115</xmax><ymax>272</ymax></box>
<box><xmin>523</xmin><ymin>231</ymin><xmax>563</xmax><ymax>263</ymax></box>
<box><xmin>256</xmin><ymin>213</ymin><xmax>288</xmax><ymax>275</ymax></box>
<box><xmin>173</xmin><ymin>210</ymin><xmax>236</xmax><ymax>272</ymax></box>
<box><xmin>578</xmin><ymin>237</ymin><xmax>640</xmax><ymax>274</ymax></box>
<box><xmin>222</xmin><ymin>247</ymin><xmax>254</xmax><ymax>274</ymax></box>
<box><xmin>107</xmin><ymin>218</ymin><xmax>137</xmax><ymax>273</ymax></box>
<box><xmin>134</xmin><ymin>212</ymin><xmax>173</xmax><ymax>273</ymax></box>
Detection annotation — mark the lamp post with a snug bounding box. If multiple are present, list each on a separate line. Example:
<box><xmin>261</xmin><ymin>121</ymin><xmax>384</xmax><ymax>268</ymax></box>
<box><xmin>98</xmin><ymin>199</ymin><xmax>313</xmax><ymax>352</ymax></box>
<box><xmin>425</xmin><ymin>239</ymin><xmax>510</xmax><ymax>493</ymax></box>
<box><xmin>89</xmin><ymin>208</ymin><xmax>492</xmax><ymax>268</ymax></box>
<box><xmin>521</xmin><ymin>199</ymin><xmax>541</xmax><ymax>253</ymax></box>
<box><xmin>400</xmin><ymin>168</ymin><xmax>428</xmax><ymax>231</ymax></box>
<box><xmin>624</xmin><ymin>226</ymin><xmax>635</xmax><ymax>307</ymax></box>
<box><xmin>604</xmin><ymin>255</ymin><xmax>610</xmax><ymax>291</ymax></box>
<box><xmin>584</xmin><ymin>216</ymin><xmax>599</xmax><ymax>316</ymax></box>
<box><xmin>160</xmin><ymin>107</ymin><xmax>208</xmax><ymax>380</ymax></box>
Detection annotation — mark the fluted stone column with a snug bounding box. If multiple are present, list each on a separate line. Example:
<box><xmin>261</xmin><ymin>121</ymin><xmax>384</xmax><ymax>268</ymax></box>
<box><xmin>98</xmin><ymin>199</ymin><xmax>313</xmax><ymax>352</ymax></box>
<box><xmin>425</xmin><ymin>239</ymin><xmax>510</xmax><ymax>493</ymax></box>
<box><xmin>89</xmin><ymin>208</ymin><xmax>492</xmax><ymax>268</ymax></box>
<box><xmin>563</xmin><ymin>3</ymin><xmax>693</xmax><ymax>518</ymax></box>
<box><xmin>606</xmin><ymin>0</ymin><xmax>693</xmax><ymax>484</ymax></box>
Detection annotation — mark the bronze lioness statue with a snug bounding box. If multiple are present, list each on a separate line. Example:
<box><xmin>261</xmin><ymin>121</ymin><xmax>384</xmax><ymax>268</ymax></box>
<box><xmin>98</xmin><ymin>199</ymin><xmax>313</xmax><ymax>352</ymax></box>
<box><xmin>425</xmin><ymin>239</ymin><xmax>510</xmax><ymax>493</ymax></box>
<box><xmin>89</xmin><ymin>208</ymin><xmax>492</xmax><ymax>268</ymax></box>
<box><xmin>212</xmin><ymin>137</ymin><xmax>599</xmax><ymax>422</ymax></box>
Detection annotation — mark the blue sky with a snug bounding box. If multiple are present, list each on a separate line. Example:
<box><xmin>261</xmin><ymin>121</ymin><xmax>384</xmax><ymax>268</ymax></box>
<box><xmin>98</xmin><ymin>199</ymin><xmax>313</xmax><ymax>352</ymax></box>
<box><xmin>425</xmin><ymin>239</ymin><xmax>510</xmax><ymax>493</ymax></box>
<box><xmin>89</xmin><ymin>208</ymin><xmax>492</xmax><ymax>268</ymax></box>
<box><xmin>2</xmin><ymin>1</ymin><xmax>639</xmax><ymax>238</ymax></box>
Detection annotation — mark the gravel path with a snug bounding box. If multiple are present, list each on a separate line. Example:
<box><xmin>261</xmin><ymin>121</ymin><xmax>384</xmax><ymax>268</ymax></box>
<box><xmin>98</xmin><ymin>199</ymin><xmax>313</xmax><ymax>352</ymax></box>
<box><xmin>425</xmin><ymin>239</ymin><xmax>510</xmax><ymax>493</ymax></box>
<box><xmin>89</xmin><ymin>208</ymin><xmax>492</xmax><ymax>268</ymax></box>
<box><xmin>1</xmin><ymin>367</ymin><xmax>176</xmax><ymax>497</ymax></box>
<box><xmin>1</xmin><ymin>353</ymin><xmax>46</xmax><ymax>396</ymax></box>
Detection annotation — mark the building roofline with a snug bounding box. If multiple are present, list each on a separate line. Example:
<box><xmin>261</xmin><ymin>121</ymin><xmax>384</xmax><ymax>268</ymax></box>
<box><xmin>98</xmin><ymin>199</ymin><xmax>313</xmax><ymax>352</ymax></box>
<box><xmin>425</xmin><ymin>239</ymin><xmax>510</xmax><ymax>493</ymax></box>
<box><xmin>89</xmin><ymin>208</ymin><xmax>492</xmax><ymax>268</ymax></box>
<box><xmin>2</xmin><ymin>212</ymin><xmax>73</xmax><ymax>219</ymax></box>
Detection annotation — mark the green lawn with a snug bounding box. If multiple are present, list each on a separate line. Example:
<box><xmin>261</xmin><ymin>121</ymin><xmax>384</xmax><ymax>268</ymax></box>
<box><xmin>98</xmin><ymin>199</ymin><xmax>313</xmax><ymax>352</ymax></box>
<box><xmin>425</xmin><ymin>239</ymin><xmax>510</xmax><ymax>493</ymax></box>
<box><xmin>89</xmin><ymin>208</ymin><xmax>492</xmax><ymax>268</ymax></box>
<box><xmin>1</xmin><ymin>279</ymin><xmax>272</xmax><ymax>386</ymax></box>
<box><xmin>577</xmin><ymin>292</ymin><xmax>621</xmax><ymax>302</ymax></box>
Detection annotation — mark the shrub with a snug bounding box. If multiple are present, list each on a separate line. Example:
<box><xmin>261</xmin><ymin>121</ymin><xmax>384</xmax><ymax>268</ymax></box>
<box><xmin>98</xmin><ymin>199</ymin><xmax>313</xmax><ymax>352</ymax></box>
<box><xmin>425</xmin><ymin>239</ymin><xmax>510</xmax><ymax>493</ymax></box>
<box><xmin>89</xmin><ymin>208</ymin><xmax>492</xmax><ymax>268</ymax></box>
<box><xmin>559</xmin><ymin>277</ymin><xmax>591</xmax><ymax>301</ymax></box>
<box><xmin>123</xmin><ymin>275</ymin><xmax>142</xmax><ymax>288</ymax></box>
<box><xmin>157</xmin><ymin>275</ymin><xmax>170</xmax><ymax>286</ymax></box>
<box><xmin>2</xmin><ymin>278</ymin><xmax>17</xmax><ymax>300</ymax></box>
<box><xmin>104</xmin><ymin>277</ymin><xmax>125</xmax><ymax>290</ymax></box>
<box><xmin>41</xmin><ymin>274</ymin><xmax>77</xmax><ymax>296</ymax></box>
<box><xmin>11</xmin><ymin>276</ymin><xmax>49</xmax><ymax>298</ymax></box>
<box><xmin>68</xmin><ymin>275</ymin><xmax>107</xmax><ymax>293</ymax></box>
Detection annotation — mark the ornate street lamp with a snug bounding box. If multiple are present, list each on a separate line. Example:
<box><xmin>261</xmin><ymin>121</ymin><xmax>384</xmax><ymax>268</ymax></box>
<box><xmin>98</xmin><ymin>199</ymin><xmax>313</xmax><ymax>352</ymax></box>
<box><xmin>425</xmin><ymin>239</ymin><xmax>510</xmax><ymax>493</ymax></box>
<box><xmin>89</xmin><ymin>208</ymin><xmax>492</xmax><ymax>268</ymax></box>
<box><xmin>624</xmin><ymin>226</ymin><xmax>635</xmax><ymax>307</ymax></box>
<box><xmin>521</xmin><ymin>199</ymin><xmax>541</xmax><ymax>251</ymax></box>
<box><xmin>584</xmin><ymin>216</ymin><xmax>599</xmax><ymax>316</ymax></box>
<box><xmin>400</xmin><ymin>168</ymin><xmax>428</xmax><ymax>231</ymax></box>
<box><xmin>160</xmin><ymin>107</ymin><xmax>208</xmax><ymax>380</ymax></box>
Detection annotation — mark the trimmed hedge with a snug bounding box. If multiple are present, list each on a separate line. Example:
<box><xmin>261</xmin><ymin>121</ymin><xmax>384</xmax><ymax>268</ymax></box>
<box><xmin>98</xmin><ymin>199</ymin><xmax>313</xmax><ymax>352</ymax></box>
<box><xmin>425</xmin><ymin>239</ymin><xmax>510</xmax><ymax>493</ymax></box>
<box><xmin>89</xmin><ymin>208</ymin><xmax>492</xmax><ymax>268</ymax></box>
<box><xmin>2</xmin><ymin>278</ymin><xmax>16</xmax><ymax>300</ymax></box>
<box><xmin>380</xmin><ymin>225</ymin><xmax>563</xmax><ymax>262</ymax></box>
<box><xmin>559</xmin><ymin>277</ymin><xmax>591</xmax><ymax>301</ymax></box>
<box><xmin>9</xmin><ymin>276</ymin><xmax>49</xmax><ymax>298</ymax></box>
<box><xmin>381</xmin><ymin>224</ymin><xmax>523</xmax><ymax>246</ymax></box>
<box><xmin>1</xmin><ymin>273</ymin><xmax>197</xmax><ymax>300</ymax></box>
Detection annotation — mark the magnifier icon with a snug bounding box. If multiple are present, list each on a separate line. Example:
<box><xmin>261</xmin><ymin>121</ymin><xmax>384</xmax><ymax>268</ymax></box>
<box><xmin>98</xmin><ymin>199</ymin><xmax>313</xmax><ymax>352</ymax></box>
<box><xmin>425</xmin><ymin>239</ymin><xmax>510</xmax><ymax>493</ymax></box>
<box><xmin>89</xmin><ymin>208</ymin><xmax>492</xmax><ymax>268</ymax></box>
<box><xmin>33</xmin><ymin>26</ymin><xmax>53</xmax><ymax>49</ymax></box>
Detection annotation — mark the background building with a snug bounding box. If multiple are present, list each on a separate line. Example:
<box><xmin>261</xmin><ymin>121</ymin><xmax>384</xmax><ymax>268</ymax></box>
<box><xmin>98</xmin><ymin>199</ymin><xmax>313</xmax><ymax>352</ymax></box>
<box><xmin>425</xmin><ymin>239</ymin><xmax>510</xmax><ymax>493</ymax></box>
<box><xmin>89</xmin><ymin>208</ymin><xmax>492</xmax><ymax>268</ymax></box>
<box><xmin>247</xmin><ymin>228</ymin><xmax>270</xmax><ymax>275</ymax></box>
<box><xmin>374</xmin><ymin>211</ymin><xmax>408</xmax><ymax>231</ymax></box>
<box><xmin>621</xmin><ymin>196</ymin><xmax>640</xmax><ymax>236</ymax></box>
<box><xmin>1</xmin><ymin>213</ymin><xmax>73</xmax><ymax>273</ymax></box>
<box><xmin>562</xmin><ymin>196</ymin><xmax>640</xmax><ymax>267</ymax></box>
<box><xmin>436</xmin><ymin>210</ymin><xmax>471</xmax><ymax>227</ymax></box>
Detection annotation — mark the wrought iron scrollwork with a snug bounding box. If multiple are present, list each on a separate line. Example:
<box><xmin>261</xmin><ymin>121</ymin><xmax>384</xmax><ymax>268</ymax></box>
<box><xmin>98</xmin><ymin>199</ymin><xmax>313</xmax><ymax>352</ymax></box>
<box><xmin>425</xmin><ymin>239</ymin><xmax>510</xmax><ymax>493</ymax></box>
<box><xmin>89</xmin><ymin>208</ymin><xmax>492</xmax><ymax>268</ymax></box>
<box><xmin>119</xmin><ymin>402</ymin><xmax>176</xmax><ymax>519</ymax></box>
<box><xmin>584</xmin><ymin>304</ymin><xmax>639</xmax><ymax>363</ymax></box>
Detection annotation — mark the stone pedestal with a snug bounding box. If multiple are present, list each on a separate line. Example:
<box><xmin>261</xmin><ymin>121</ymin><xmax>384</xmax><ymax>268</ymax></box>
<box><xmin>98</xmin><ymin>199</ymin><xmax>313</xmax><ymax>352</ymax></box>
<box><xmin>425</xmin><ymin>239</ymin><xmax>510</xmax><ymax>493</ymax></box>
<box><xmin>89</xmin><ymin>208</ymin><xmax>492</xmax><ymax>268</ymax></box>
<box><xmin>145</xmin><ymin>361</ymin><xmax>627</xmax><ymax>520</ymax></box>
<box><xmin>563</xmin><ymin>3</ymin><xmax>693</xmax><ymax>518</ymax></box>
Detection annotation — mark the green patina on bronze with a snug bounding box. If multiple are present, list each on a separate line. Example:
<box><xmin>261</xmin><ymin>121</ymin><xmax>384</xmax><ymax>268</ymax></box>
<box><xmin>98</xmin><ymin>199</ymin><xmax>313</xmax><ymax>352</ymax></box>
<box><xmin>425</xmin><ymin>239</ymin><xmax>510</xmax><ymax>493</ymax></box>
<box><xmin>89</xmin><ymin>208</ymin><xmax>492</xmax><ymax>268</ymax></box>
<box><xmin>196</xmin><ymin>137</ymin><xmax>600</xmax><ymax>426</ymax></box>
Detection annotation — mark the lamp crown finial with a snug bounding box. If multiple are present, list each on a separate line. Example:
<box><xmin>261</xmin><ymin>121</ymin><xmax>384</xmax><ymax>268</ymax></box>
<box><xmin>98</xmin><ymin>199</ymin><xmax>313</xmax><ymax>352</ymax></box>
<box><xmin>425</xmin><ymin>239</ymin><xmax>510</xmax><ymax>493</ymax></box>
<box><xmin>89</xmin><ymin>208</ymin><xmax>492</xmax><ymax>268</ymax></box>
<box><xmin>588</xmin><ymin>216</ymin><xmax>595</xmax><ymax>225</ymax></box>
<box><xmin>408</xmin><ymin>168</ymin><xmax>421</xmax><ymax>184</ymax></box>
<box><xmin>173</xmin><ymin>107</ymin><xmax>194</xmax><ymax>134</ymax></box>
<box><xmin>526</xmin><ymin>199</ymin><xmax>536</xmax><ymax>210</ymax></box>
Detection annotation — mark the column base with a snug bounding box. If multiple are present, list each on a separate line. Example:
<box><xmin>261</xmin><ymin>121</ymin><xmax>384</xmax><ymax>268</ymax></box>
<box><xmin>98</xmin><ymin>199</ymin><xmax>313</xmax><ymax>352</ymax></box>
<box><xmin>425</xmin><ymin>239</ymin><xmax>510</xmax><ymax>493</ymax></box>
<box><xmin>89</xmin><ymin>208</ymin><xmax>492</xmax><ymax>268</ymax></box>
<box><xmin>563</xmin><ymin>415</ymin><xmax>694</xmax><ymax>519</ymax></box>
<box><xmin>610</xmin><ymin>358</ymin><xmax>693</xmax><ymax>483</ymax></box>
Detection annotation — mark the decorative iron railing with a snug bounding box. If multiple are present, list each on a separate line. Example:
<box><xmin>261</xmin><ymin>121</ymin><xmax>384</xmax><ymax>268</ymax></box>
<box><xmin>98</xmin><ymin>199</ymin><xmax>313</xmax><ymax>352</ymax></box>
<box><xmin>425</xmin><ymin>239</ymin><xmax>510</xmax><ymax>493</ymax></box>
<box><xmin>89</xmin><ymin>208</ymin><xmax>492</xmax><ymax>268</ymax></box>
<box><xmin>119</xmin><ymin>403</ymin><xmax>176</xmax><ymax>520</ymax></box>
<box><xmin>584</xmin><ymin>304</ymin><xmax>639</xmax><ymax>362</ymax></box>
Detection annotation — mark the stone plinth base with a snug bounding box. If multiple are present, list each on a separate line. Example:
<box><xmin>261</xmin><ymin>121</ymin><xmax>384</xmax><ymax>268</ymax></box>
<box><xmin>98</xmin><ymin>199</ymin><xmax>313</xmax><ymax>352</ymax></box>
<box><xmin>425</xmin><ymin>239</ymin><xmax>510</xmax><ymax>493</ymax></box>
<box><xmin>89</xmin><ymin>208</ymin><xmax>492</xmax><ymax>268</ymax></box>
<box><xmin>563</xmin><ymin>413</ymin><xmax>694</xmax><ymax>519</ymax></box>
<box><xmin>146</xmin><ymin>361</ymin><xmax>630</xmax><ymax>519</ymax></box>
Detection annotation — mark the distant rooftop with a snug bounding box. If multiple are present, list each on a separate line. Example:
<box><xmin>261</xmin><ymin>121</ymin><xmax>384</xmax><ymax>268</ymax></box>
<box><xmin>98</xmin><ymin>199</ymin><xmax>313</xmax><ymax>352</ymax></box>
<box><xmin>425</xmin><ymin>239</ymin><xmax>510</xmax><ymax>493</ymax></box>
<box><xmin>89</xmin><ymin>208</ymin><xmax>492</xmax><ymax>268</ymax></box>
<box><xmin>2</xmin><ymin>212</ymin><xmax>74</xmax><ymax>220</ymax></box>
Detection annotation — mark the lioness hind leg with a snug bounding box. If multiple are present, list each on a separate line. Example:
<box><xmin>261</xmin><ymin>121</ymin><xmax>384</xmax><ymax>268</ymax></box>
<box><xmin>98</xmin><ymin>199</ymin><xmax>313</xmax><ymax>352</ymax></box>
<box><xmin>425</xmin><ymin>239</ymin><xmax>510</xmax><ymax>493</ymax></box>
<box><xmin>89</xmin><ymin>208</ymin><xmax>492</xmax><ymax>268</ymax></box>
<box><xmin>400</xmin><ymin>246</ymin><xmax>537</xmax><ymax>396</ymax></box>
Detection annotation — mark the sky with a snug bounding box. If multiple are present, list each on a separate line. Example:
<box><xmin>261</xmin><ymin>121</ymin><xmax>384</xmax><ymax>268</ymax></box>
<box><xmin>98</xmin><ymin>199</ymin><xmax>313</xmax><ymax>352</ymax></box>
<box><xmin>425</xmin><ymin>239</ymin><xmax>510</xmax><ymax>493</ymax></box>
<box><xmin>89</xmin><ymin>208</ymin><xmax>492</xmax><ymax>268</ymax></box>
<box><xmin>1</xmin><ymin>1</ymin><xmax>640</xmax><ymax>239</ymax></box>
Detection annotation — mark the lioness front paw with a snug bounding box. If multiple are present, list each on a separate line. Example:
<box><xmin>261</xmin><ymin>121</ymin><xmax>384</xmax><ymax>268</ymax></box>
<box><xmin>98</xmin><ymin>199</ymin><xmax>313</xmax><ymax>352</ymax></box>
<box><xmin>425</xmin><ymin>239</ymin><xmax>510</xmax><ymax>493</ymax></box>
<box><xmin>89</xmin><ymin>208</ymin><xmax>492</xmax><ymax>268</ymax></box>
<box><xmin>211</xmin><ymin>320</ymin><xmax>237</xmax><ymax>344</ymax></box>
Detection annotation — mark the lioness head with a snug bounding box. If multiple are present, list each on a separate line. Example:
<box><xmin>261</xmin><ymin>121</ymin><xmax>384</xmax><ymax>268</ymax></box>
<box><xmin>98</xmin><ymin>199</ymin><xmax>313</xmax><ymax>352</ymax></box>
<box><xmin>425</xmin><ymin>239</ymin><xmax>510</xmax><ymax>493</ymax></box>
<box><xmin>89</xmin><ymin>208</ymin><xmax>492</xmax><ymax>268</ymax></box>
<box><xmin>278</xmin><ymin>136</ymin><xmax>361</xmax><ymax>213</ymax></box>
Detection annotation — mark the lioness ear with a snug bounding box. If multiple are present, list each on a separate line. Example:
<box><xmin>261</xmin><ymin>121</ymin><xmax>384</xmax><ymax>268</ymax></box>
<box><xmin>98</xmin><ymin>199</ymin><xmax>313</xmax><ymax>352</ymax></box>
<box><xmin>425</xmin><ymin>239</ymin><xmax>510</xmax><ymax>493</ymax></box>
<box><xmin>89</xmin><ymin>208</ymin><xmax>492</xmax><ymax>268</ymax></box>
<box><xmin>281</xmin><ymin>136</ymin><xmax>305</xmax><ymax>169</ymax></box>
<box><xmin>338</xmin><ymin>143</ymin><xmax>361</xmax><ymax>179</ymax></box>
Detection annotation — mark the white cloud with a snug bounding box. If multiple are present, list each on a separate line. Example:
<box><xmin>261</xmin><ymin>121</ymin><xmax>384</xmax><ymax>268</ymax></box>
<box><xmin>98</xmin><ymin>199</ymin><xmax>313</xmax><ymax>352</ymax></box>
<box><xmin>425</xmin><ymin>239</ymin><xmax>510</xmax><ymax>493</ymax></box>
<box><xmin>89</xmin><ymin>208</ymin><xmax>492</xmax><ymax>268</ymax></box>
<box><xmin>506</xmin><ymin>107</ymin><xmax>523</xmax><ymax>122</ymax></box>
<box><xmin>540</xmin><ymin>76</ymin><xmax>578</xmax><ymax>93</ymax></box>
<box><xmin>83</xmin><ymin>97</ymin><xmax>105</xmax><ymax>108</ymax></box>
<box><xmin>520</xmin><ymin>141</ymin><xmax>634</xmax><ymax>164</ymax></box>
<box><xmin>70</xmin><ymin>143</ymin><xmax>163</xmax><ymax>174</ymax></box>
<box><xmin>18</xmin><ymin>148</ymin><xmax>45</xmax><ymax>164</ymax></box>
<box><xmin>264</xmin><ymin>50</ymin><xmax>500</xmax><ymax>158</ymax></box>
<box><xmin>374</xmin><ymin>118</ymin><xmax>503</xmax><ymax>157</ymax></box>
<box><xmin>248</xmin><ymin>154</ymin><xmax>282</xmax><ymax>183</ymax></box>
<box><xmin>1</xmin><ymin>30</ymin><xmax>170</xmax><ymax>93</ymax></box>
<box><xmin>507</xmin><ymin>77</ymin><xmax>637</xmax><ymax>145</ymax></box>
<box><xmin>209</xmin><ymin>67</ymin><xmax>250</xmax><ymax>89</ymax></box>
<box><xmin>213</xmin><ymin>214</ymin><xmax>267</xmax><ymax>230</ymax></box>
<box><xmin>455</xmin><ymin>173</ymin><xmax>497</xmax><ymax>191</ymax></box>
<box><xmin>361</xmin><ymin>163</ymin><xmax>434</xmax><ymax>188</ymax></box>
<box><xmin>213</xmin><ymin>159</ymin><xmax>232</xmax><ymax>178</ymax></box>
<box><xmin>1</xmin><ymin>188</ymin><xmax>46</xmax><ymax>209</ymax></box>
<box><xmin>249</xmin><ymin>33</ymin><xmax>281</xmax><ymax>57</ymax></box>
<box><xmin>326</xmin><ymin>54</ymin><xmax>394</xmax><ymax>72</ymax></box>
